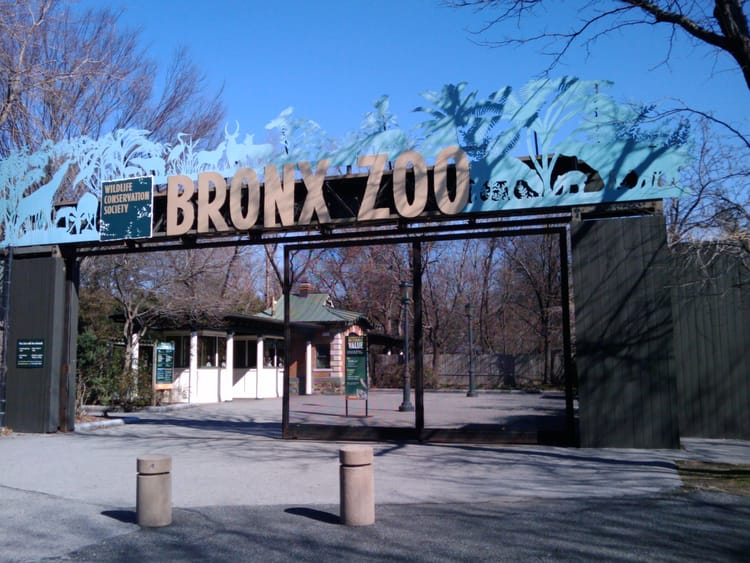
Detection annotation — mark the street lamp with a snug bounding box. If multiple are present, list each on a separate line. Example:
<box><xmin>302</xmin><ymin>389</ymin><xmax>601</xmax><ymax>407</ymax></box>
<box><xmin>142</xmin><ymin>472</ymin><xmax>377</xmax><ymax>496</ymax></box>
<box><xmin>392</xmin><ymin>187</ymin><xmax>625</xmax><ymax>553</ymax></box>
<box><xmin>398</xmin><ymin>281</ymin><xmax>414</xmax><ymax>412</ymax></box>
<box><xmin>466</xmin><ymin>302</ymin><xmax>477</xmax><ymax>397</ymax></box>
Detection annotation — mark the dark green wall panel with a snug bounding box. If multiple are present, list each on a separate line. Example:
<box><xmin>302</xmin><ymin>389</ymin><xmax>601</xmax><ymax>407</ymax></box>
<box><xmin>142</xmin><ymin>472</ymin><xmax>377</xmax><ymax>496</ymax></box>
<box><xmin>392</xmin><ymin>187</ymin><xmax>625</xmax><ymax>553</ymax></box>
<box><xmin>6</xmin><ymin>255</ymin><xmax>65</xmax><ymax>432</ymax></box>
<box><xmin>672</xmin><ymin>250</ymin><xmax>750</xmax><ymax>439</ymax></box>
<box><xmin>572</xmin><ymin>215</ymin><xmax>679</xmax><ymax>448</ymax></box>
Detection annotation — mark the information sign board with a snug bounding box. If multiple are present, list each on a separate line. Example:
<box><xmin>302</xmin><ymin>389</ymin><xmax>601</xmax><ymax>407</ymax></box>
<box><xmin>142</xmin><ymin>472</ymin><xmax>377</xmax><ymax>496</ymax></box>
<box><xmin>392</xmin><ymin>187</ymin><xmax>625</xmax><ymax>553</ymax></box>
<box><xmin>16</xmin><ymin>339</ymin><xmax>45</xmax><ymax>368</ymax></box>
<box><xmin>155</xmin><ymin>341</ymin><xmax>175</xmax><ymax>387</ymax></box>
<box><xmin>345</xmin><ymin>335</ymin><xmax>368</xmax><ymax>400</ymax></box>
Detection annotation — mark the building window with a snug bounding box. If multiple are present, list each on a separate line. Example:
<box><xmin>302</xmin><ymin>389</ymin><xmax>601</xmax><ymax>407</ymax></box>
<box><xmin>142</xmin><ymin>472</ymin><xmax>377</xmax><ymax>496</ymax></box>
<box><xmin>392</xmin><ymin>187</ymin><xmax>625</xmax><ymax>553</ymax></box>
<box><xmin>233</xmin><ymin>339</ymin><xmax>257</xmax><ymax>369</ymax></box>
<box><xmin>199</xmin><ymin>336</ymin><xmax>215</xmax><ymax>367</ymax></box>
<box><xmin>315</xmin><ymin>343</ymin><xmax>331</xmax><ymax>369</ymax></box>
<box><xmin>263</xmin><ymin>339</ymin><xmax>284</xmax><ymax>368</ymax></box>
<box><xmin>170</xmin><ymin>335</ymin><xmax>190</xmax><ymax>368</ymax></box>
<box><xmin>198</xmin><ymin>335</ymin><xmax>226</xmax><ymax>367</ymax></box>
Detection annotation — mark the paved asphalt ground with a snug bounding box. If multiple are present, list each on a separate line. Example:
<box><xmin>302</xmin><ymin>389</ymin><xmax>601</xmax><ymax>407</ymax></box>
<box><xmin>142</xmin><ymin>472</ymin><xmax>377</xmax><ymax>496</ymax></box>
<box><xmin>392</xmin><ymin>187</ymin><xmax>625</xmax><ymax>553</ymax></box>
<box><xmin>1</xmin><ymin>396</ymin><xmax>749</xmax><ymax>561</ymax></box>
<box><xmin>288</xmin><ymin>389</ymin><xmax>571</xmax><ymax>430</ymax></box>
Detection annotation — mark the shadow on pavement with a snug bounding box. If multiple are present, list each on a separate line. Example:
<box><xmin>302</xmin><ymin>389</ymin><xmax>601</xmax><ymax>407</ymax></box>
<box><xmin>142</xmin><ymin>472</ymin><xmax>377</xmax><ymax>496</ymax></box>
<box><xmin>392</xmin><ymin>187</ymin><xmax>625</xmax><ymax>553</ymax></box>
<box><xmin>284</xmin><ymin>507</ymin><xmax>340</xmax><ymax>524</ymax></box>
<box><xmin>121</xmin><ymin>416</ymin><xmax>282</xmax><ymax>439</ymax></box>
<box><xmin>51</xmin><ymin>494</ymin><xmax>750</xmax><ymax>562</ymax></box>
<box><xmin>417</xmin><ymin>441</ymin><xmax>678</xmax><ymax>470</ymax></box>
<box><xmin>102</xmin><ymin>510</ymin><xmax>137</xmax><ymax>524</ymax></box>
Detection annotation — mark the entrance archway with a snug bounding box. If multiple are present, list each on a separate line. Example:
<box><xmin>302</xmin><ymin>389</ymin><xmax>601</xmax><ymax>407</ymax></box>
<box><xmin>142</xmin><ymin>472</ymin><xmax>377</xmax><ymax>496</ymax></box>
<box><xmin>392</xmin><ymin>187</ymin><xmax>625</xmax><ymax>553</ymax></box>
<box><xmin>0</xmin><ymin>179</ymin><xmax>679</xmax><ymax>448</ymax></box>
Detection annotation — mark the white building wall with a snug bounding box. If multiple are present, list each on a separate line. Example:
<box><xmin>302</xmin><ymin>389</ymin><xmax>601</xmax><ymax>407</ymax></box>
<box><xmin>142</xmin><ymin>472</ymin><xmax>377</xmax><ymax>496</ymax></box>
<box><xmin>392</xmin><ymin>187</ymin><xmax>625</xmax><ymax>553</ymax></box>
<box><xmin>232</xmin><ymin>369</ymin><xmax>258</xmax><ymax>398</ymax></box>
<box><xmin>189</xmin><ymin>332</ymin><xmax>198</xmax><ymax>401</ymax></box>
<box><xmin>171</xmin><ymin>368</ymin><xmax>191</xmax><ymax>403</ymax></box>
<box><xmin>193</xmin><ymin>368</ymin><xmax>221</xmax><ymax>403</ymax></box>
<box><xmin>231</xmin><ymin>368</ymin><xmax>284</xmax><ymax>398</ymax></box>
<box><xmin>230</xmin><ymin>337</ymin><xmax>285</xmax><ymax>399</ymax></box>
<box><xmin>220</xmin><ymin>334</ymin><xmax>234</xmax><ymax>401</ymax></box>
<box><xmin>305</xmin><ymin>340</ymin><xmax>312</xmax><ymax>395</ymax></box>
<box><xmin>161</xmin><ymin>331</ymin><xmax>289</xmax><ymax>402</ymax></box>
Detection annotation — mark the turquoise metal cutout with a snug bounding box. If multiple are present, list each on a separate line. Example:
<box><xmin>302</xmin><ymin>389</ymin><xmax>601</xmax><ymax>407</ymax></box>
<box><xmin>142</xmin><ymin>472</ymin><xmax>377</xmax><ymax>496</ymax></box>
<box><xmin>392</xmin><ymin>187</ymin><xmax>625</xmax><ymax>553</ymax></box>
<box><xmin>0</xmin><ymin>77</ymin><xmax>690</xmax><ymax>248</ymax></box>
<box><xmin>415</xmin><ymin>78</ymin><xmax>689</xmax><ymax>211</ymax></box>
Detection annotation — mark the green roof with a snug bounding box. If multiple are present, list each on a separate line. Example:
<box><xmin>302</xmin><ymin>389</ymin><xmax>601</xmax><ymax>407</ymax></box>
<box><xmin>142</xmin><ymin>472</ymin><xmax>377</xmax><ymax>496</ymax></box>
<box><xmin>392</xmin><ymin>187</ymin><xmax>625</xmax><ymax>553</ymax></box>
<box><xmin>255</xmin><ymin>293</ymin><xmax>370</xmax><ymax>327</ymax></box>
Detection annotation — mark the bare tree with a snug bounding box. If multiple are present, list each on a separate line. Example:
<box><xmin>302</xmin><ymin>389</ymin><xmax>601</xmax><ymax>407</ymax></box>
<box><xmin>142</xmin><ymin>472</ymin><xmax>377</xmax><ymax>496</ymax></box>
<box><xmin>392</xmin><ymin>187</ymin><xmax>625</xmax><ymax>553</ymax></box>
<box><xmin>81</xmin><ymin>254</ymin><xmax>167</xmax><ymax>384</ymax></box>
<box><xmin>266</xmin><ymin>244</ymin><xmax>330</xmax><ymax>304</ymax></box>
<box><xmin>159</xmin><ymin>247</ymin><xmax>262</xmax><ymax>325</ymax></box>
<box><xmin>0</xmin><ymin>0</ymin><xmax>224</xmax><ymax>155</ymax></box>
<box><xmin>453</xmin><ymin>0</ymin><xmax>750</xmax><ymax>283</ymax></box>
<box><xmin>667</xmin><ymin>119</ymin><xmax>750</xmax><ymax>247</ymax></box>
<box><xmin>451</xmin><ymin>1</ymin><xmax>750</xmax><ymax>90</ymax></box>
<box><xmin>310</xmin><ymin>244</ymin><xmax>409</xmax><ymax>334</ymax></box>
<box><xmin>659</xmin><ymin>117</ymin><xmax>750</xmax><ymax>320</ymax></box>
<box><xmin>499</xmin><ymin>235</ymin><xmax>563</xmax><ymax>385</ymax></box>
<box><xmin>421</xmin><ymin>240</ymin><xmax>476</xmax><ymax>378</ymax></box>
<box><xmin>78</xmin><ymin>246</ymin><xmax>262</xmax><ymax>402</ymax></box>
<box><xmin>0</xmin><ymin>0</ymin><xmax>229</xmax><ymax>407</ymax></box>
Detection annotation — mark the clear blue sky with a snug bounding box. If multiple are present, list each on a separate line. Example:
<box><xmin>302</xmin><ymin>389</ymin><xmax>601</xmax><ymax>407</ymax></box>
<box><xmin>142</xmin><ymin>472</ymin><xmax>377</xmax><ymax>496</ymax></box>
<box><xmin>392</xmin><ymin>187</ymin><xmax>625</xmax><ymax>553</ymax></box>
<box><xmin>79</xmin><ymin>0</ymin><xmax>748</xmax><ymax>143</ymax></box>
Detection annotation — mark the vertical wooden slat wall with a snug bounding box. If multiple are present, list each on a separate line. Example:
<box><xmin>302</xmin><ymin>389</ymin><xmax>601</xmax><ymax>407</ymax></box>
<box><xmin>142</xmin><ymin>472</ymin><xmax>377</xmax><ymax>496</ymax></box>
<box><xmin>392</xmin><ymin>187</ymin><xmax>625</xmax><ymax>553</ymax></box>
<box><xmin>572</xmin><ymin>215</ymin><xmax>680</xmax><ymax>448</ymax></box>
<box><xmin>672</xmin><ymin>250</ymin><xmax>750</xmax><ymax>439</ymax></box>
<box><xmin>6</xmin><ymin>255</ymin><xmax>66</xmax><ymax>432</ymax></box>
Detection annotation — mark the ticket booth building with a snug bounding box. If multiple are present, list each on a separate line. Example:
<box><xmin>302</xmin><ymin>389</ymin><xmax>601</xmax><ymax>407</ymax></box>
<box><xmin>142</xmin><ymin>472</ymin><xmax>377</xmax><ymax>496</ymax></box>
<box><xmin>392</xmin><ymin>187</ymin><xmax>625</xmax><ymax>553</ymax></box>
<box><xmin>154</xmin><ymin>289</ymin><xmax>370</xmax><ymax>403</ymax></box>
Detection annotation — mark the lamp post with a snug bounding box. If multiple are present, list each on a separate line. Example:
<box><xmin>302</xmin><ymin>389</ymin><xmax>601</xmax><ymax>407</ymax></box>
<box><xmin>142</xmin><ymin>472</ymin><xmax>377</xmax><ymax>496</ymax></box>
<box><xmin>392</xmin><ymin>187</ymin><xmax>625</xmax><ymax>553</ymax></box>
<box><xmin>466</xmin><ymin>302</ymin><xmax>477</xmax><ymax>397</ymax></box>
<box><xmin>398</xmin><ymin>281</ymin><xmax>414</xmax><ymax>412</ymax></box>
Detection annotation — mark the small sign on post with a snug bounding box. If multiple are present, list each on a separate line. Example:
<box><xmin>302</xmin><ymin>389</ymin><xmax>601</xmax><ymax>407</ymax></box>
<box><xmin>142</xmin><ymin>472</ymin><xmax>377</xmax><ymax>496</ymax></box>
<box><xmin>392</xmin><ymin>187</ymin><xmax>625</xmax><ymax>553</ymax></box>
<box><xmin>345</xmin><ymin>335</ymin><xmax>368</xmax><ymax>416</ymax></box>
<box><xmin>100</xmin><ymin>176</ymin><xmax>154</xmax><ymax>241</ymax></box>
<box><xmin>155</xmin><ymin>341</ymin><xmax>174</xmax><ymax>390</ymax></box>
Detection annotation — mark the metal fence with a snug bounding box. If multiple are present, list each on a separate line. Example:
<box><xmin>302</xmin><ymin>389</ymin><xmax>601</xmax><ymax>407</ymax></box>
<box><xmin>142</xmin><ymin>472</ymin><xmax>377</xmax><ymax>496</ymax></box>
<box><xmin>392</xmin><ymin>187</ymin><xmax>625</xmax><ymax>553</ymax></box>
<box><xmin>371</xmin><ymin>352</ymin><xmax>564</xmax><ymax>389</ymax></box>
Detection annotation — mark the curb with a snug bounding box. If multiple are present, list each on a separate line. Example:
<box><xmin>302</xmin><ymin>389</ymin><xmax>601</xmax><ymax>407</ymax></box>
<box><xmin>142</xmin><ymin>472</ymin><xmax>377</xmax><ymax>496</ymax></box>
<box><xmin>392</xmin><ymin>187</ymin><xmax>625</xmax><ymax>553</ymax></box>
<box><xmin>82</xmin><ymin>403</ymin><xmax>197</xmax><ymax>415</ymax></box>
<box><xmin>76</xmin><ymin>403</ymin><xmax>197</xmax><ymax>432</ymax></box>
<box><xmin>143</xmin><ymin>403</ymin><xmax>196</xmax><ymax>413</ymax></box>
<box><xmin>75</xmin><ymin>418</ymin><xmax>125</xmax><ymax>431</ymax></box>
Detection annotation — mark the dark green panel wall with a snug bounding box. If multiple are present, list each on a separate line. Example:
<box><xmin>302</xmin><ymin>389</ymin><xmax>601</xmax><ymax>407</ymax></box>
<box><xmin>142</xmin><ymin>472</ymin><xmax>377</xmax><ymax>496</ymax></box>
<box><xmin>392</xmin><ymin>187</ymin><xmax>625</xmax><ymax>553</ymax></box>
<box><xmin>60</xmin><ymin>252</ymin><xmax>78</xmax><ymax>432</ymax></box>
<box><xmin>572</xmin><ymin>215</ymin><xmax>679</xmax><ymax>448</ymax></box>
<box><xmin>6</xmin><ymin>255</ymin><xmax>66</xmax><ymax>432</ymax></box>
<box><xmin>672</xmin><ymin>249</ymin><xmax>750</xmax><ymax>439</ymax></box>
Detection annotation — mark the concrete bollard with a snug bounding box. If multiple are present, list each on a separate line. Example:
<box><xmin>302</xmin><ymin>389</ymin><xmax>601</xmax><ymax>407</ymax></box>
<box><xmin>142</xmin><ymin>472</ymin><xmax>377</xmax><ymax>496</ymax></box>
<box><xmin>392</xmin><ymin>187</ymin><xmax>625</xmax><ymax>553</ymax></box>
<box><xmin>136</xmin><ymin>454</ymin><xmax>172</xmax><ymax>527</ymax></box>
<box><xmin>339</xmin><ymin>445</ymin><xmax>374</xmax><ymax>526</ymax></box>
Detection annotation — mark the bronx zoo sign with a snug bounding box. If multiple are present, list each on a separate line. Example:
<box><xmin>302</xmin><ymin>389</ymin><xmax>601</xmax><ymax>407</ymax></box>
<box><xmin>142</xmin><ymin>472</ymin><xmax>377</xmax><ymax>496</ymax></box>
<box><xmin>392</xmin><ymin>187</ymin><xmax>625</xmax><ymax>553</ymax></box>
<box><xmin>166</xmin><ymin>147</ymin><xmax>471</xmax><ymax>236</ymax></box>
<box><xmin>0</xmin><ymin>77</ymin><xmax>690</xmax><ymax>248</ymax></box>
